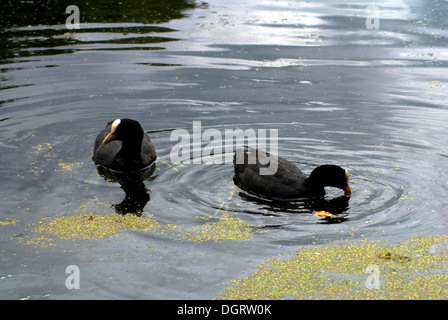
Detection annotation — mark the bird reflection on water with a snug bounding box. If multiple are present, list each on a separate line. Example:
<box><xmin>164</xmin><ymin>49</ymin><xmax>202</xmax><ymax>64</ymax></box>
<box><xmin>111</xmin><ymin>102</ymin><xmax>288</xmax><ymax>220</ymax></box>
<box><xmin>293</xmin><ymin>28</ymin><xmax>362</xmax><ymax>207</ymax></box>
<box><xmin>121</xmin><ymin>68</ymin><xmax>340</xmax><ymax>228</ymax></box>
<box><xmin>92</xmin><ymin>118</ymin><xmax>158</xmax><ymax>215</ymax></box>
<box><xmin>236</xmin><ymin>190</ymin><xmax>350</xmax><ymax>224</ymax></box>
<box><xmin>95</xmin><ymin>164</ymin><xmax>157</xmax><ymax>215</ymax></box>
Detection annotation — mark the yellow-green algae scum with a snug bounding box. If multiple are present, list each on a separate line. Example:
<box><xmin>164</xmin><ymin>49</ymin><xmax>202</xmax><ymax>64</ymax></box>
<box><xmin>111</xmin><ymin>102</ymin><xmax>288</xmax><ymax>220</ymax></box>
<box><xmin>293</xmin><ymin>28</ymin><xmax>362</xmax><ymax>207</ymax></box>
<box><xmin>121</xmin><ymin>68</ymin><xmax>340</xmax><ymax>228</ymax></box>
<box><xmin>18</xmin><ymin>210</ymin><xmax>254</xmax><ymax>247</ymax></box>
<box><xmin>10</xmin><ymin>159</ymin><xmax>255</xmax><ymax>246</ymax></box>
<box><xmin>19</xmin><ymin>211</ymin><xmax>167</xmax><ymax>247</ymax></box>
<box><xmin>182</xmin><ymin>212</ymin><xmax>254</xmax><ymax>243</ymax></box>
<box><xmin>0</xmin><ymin>219</ymin><xmax>18</xmax><ymax>226</ymax></box>
<box><xmin>12</xmin><ymin>185</ymin><xmax>255</xmax><ymax>246</ymax></box>
<box><xmin>219</xmin><ymin>235</ymin><xmax>448</xmax><ymax>300</ymax></box>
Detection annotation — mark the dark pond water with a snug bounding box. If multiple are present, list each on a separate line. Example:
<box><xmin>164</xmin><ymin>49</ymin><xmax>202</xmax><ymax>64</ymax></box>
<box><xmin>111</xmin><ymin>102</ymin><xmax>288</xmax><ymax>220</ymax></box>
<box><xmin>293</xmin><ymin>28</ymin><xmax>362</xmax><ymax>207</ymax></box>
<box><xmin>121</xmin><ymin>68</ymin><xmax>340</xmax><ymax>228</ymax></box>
<box><xmin>1</xmin><ymin>0</ymin><xmax>447</xmax><ymax>299</ymax></box>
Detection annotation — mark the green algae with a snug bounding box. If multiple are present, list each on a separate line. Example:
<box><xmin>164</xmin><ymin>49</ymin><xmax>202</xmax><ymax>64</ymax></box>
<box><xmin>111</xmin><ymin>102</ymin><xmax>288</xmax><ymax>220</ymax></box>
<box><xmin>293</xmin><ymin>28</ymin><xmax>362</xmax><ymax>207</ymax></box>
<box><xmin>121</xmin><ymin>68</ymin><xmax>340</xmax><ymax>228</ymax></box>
<box><xmin>180</xmin><ymin>187</ymin><xmax>256</xmax><ymax>243</ymax></box>
<box><xmin>0</xmin><ymin>219</ymin><xmax>18</xmax><ymax>226</ymax></box>
<box><xmin>21</xmin><ymin>213</ymin><xmax>165</xmax><ymax>247</ymax></box>
<box><xmin>183</xmin><ymin>213</ymin><xmax>255</xmax><ymax>243</ymax></box>
<box><xmin>18</xmin><ymin>190</ymin><xmax>255</xmax><ymax>246</ymax></box>
<box><xmin>17</xmin><ymin>181</ymin><xmax>256</xmax><ymax>246</ymax></box>
<box><xmin>219</xmin><ymin>235</ymin><xmax>448</xmax><ymax>300</ymax></box>
<box><xmin>23</xmin><ymin>211</ymin><xmax>255</xmax><ymax>247</ymax></box>
<box><xmin>58</xmin><ymin>162</ymin><xmax>83</xmax><ymax>171</ymax></box>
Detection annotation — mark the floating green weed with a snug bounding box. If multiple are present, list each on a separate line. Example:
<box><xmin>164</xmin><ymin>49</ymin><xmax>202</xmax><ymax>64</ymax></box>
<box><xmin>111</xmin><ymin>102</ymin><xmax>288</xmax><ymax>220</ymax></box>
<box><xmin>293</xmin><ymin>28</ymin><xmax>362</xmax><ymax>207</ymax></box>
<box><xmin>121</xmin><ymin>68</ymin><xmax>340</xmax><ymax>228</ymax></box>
<box><xmin>21</xmin><ymin>213</ymin><xmax>163</xmax><ymax>247</ymax></box>
<box><xmin>183</xmin><ymin>213</ymin><xmax>255</xmax><ymax>243</ymax></box>
<box><xmin>219</xmin><ymin>235</ymin><xmax>448</xmax><ymax>300</ymax></box>
<box><xmin>0</xmin><ymin>219</ymin><xmax>18</xmax><ymax>226</ymax></box>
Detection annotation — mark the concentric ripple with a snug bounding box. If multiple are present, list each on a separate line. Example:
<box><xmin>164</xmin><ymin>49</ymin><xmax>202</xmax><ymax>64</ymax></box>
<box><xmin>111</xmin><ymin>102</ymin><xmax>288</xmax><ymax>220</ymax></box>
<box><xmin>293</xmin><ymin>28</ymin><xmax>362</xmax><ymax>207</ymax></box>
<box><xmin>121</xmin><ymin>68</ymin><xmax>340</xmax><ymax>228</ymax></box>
<box><xmin>143</xmin><ymin>114</ymin><xmax>447</xmax><ymax>245</ymax></box>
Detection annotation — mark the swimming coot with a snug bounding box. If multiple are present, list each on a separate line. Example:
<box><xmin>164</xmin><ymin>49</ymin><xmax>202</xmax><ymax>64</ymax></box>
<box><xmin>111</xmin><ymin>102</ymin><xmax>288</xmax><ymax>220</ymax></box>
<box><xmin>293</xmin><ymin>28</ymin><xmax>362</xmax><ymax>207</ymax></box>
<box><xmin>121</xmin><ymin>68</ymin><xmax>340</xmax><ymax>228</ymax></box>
<box><xmin>233</xmin><ymin>147</ymin><xmax>351</xmax><ymax>200</ymax></box>
<box><xmin>93</xmin><ymin>119</ymin><xmax>156</xmax><ymax>172</ymax></box>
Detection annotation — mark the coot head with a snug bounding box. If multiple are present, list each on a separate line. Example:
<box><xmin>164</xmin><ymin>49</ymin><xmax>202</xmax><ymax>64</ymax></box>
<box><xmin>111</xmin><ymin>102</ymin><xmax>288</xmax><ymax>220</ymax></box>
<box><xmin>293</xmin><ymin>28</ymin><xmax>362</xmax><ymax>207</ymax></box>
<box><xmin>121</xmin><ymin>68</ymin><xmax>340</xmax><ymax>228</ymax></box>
<box><xmin>102</xmin><ymin>119</ymin><xmax>144</xmax><ymax>146</ymax></box>
<box><xmin>308</xmin><ymin>165</ymin><xmax>351</xmax><ymax>195</ymax></box>
<box><xmin>93</xmin><ymin>118</ymin><xmax>156</xmax><ymax>172</ymax></box>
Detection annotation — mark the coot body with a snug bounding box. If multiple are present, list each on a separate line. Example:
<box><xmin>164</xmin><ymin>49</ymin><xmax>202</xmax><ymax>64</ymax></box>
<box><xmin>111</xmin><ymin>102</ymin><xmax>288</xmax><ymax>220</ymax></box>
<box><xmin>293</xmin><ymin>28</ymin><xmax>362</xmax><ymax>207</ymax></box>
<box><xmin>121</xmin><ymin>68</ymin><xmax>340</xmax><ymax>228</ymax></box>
<box><xmin>233</xmin><ymin>147</ymin><xmax>350</xmax><ymax>200</ymax></box>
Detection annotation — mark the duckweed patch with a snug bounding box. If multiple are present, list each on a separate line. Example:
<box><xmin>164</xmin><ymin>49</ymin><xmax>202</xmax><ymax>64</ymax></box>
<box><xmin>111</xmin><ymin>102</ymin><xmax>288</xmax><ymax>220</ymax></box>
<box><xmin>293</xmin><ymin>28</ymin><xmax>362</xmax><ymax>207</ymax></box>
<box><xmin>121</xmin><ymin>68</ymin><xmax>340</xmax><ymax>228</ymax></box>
<box><xmin>0</xmin><ymin>219</ymin><xmax>18</xmax><ymax>226</ymax></box>
<box><xmin>21</xmin><ymin>213</ymin><xmax>165</xmax><ymax>247</ymax></box>
<box><xmin>21</xmin><ymin>211</ymin><xmax>254</xmax><ymax>246</ymax></box>
<box><xmin>219</xmin><ymin>235</ymin><xmax>448</xmax><ymax>300</ymax></box>
<box><xmin>183</xmin><ymin>213</ymin><xmax>255</xmax><ymax>243</ymax></box>
<box><xmin>58</xmin><ymin>162</ymin><xmax>83</xmax><ymax>171</ymax></box>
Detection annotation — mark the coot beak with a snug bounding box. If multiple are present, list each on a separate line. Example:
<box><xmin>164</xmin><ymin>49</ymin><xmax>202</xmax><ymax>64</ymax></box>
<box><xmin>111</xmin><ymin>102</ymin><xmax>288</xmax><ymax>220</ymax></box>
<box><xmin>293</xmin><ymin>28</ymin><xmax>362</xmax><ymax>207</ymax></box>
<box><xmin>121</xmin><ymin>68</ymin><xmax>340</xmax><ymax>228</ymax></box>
<box><xmin>102</xmin><ymin>132</ymin><xmax>116</xmax><ymax>146</ymax></box>
<box><xmin>342</xmin><ymin>184</ymin><xmax>351</xmax><ymax>195</ymax></box>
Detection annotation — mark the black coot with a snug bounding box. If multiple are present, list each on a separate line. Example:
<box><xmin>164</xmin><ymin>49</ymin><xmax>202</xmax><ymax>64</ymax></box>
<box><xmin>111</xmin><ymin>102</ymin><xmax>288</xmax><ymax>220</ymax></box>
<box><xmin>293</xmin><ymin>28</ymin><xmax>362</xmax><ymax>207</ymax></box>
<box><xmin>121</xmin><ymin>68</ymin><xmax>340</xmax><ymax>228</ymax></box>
<box><xmin>233</xmin><ymin>147</ymin><xmax>351</xmax><ymax>200</ymax></box>
<box><xmin>93</xmin><ymin>119</ymin><xmax>156</xmax><ymax>172</ymax></box>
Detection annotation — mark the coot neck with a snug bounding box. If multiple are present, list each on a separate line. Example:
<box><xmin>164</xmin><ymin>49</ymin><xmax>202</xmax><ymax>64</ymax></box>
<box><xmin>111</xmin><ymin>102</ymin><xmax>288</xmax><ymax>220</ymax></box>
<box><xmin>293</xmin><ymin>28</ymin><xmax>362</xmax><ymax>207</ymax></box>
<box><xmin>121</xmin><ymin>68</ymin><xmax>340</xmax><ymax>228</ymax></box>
<box><xmin>304</xmin><ymin>173</ymin><xmax>326</xmax><ymax>196</ymax></box>
<box><xmin>116</xmin><ymin>134</ymin><xmax>144</xmax><ymax>168</ymax></box>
